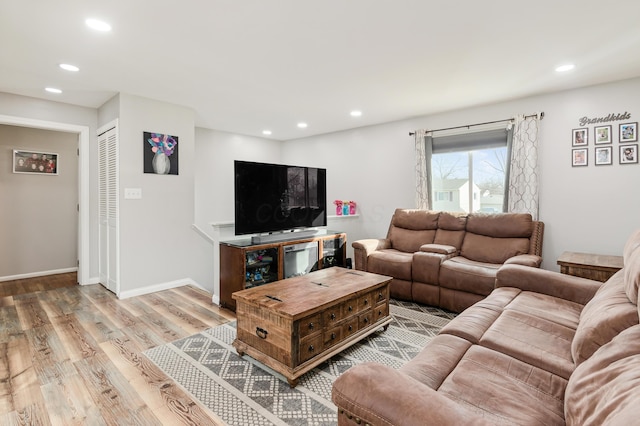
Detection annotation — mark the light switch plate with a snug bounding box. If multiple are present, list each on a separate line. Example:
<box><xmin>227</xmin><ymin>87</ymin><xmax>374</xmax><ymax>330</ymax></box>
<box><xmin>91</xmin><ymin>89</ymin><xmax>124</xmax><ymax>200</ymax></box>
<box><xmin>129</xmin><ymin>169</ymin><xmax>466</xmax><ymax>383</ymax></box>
<box><xmin>124</xmin><ymin>188</ymin><xmax>142</xmax><ymax>199</ymax></box>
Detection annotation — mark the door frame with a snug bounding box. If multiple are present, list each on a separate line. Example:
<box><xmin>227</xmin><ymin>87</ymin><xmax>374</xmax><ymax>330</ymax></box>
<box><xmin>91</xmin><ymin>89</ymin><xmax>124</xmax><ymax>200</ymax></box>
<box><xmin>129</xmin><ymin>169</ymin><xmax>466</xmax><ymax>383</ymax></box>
<box><xmin>0</xmin><ymin>114</ymin><xmax>90</xmax><ymax>285</ymax></box>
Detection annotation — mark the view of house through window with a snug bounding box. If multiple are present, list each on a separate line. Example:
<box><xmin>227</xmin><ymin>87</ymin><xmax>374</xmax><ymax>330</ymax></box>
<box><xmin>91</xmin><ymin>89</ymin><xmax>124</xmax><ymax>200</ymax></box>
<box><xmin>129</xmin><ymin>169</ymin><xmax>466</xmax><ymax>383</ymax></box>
<box><xmin>431</xmin><ymin>146</ymin><xmax>507</xmax><ymax>213</ymax></box>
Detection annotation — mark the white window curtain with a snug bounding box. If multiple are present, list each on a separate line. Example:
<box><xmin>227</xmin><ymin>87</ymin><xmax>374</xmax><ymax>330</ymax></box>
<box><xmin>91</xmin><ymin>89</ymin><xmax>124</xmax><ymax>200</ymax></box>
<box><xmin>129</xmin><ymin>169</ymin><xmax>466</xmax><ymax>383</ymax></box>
<box><xmin>414</xmin><ymin>129</ymin><xmax>431</xmax><ymax>209</ymax></box>
<box><xmin>506</xmin><ymin>114</ymin><xmax>541</xmax><ymax>220</ymax></box>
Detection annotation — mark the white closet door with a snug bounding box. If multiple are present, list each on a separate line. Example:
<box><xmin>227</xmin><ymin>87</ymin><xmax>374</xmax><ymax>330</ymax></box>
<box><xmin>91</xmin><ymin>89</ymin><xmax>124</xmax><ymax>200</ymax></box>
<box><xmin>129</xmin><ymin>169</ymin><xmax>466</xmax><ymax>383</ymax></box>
<box><xmin>98</xmin><ymin>124</ymin><xmax>119</xmax><ymax>293</ymax></box>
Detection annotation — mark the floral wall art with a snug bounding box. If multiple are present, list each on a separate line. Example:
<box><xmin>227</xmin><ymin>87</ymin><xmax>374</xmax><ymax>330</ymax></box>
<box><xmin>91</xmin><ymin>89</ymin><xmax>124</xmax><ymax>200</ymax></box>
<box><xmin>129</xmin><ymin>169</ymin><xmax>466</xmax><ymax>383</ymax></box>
<box><xmin>144</xmin><ymin>131</ymin><xmax>179</xmax><ymax>175</ymax></box>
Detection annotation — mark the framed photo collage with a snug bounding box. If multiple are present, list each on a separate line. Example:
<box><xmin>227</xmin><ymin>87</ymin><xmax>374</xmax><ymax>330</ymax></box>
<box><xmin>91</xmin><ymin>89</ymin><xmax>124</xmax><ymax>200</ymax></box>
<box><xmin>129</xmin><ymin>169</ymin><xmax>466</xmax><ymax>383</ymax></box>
<box><xmin>572</xmin><ymin>122</ymin><xmax>637</xmax><ymax>167</ymax></box>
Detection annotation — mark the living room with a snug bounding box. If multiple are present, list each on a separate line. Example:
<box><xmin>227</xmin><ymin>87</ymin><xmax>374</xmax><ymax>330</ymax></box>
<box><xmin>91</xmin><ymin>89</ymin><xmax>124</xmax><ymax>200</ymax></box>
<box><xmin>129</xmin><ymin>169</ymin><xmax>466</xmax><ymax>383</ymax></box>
<box><xmin>2</xmin><ymin>77</ymin><xmax>639</xmax><ymax>300</ymax></box>
<box><xmin>3</xmin><ymin>2</ymin><xmax>640</xmax><ymax>425</ymax></box>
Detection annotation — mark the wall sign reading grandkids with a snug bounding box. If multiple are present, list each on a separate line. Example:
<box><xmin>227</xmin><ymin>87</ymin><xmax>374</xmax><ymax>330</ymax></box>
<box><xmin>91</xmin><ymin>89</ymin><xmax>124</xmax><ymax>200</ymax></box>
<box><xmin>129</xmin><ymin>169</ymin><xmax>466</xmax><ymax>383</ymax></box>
<box><xmin>573</xmin><ymin>113</ymin><xmax>638</xmax><ymax>167</ymax></box>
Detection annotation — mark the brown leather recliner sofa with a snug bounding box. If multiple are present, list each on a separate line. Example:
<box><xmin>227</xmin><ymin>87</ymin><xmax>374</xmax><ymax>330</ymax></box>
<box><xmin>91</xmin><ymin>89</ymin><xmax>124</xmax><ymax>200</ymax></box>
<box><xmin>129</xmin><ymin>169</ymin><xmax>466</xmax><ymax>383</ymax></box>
<box><xmin>332</xmin><ymin>229</ymin><xmax>640</xmax><ymax>425</ymax></box>
<box><xmin>353</xmin><ymin>209</ymin><xmax>544</xmax><ymax>312</ymax></box>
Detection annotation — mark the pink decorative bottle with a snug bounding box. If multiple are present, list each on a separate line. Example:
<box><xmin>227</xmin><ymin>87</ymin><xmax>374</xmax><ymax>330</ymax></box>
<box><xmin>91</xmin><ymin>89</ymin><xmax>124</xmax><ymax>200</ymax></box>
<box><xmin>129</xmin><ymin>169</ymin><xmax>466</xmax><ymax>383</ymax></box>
<box><xmin>334</xmin><ymin>200</ymin><xmax>343</xmax><ymax>215</ymax></box>
<box><xmin>349</xmin><ymin>201</ymin><xmax>357</xmax><ymax>215</ymax></box>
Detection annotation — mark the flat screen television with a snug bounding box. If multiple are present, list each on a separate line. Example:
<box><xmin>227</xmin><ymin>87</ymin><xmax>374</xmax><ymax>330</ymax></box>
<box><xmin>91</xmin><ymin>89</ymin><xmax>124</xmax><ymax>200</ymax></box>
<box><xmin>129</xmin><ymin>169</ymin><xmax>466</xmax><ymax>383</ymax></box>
<box><xmin>234</xmin><ymin>160</ymin><xmax>327</xmax><ymax>236</ymax></box>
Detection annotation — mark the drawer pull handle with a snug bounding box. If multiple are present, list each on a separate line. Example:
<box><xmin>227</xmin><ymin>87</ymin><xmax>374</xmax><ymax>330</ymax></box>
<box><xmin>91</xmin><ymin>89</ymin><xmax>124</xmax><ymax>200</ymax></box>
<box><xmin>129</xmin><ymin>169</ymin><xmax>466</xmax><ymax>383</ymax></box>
<box><xmin>309</xmin><ymin>322</ymin><xmax>314</xmax><ymax>330</ymax></box>
<box><xmin>256</xmin><ymin>327</ymin><xmax>268</xmax><ymax>339</ymax></box>
<box><xmin>348</xmin><ymin>306</ymin><xmax>353</xmax><ymax>312</ymax></box>
<box><xmin>378</xmin><ymin>292</ymin><xmax>383</xmax><ymax>300</ymax></box>
<box><xmin>308</xmin><ymin>345</ymin><xmax>315</xmax><ymax>352</ymax></box>
<box><xmin>348</xmin><ymin>325</ymin><xmax>353</xmax><ymax>331</ymax></box>
<box><xmin>378</xmin><ymin>310</ymin><xmax>383</xmax><ymax>316</ymax></box>
<box><xmin>331</xmin><ymin>332</ymin><xmax>336</xmax><ymax>340</ymax></box>
<box><xmin>330</xmin><ymin>313</ymin><xmax>336</xmax><ymax>320</ymax></box>
<box><xmin>363</xmin><ymin>300</ymin><xmax>368</xmax><ymax>305</ymax></box>
<box><xmin>363</xmin><ymin>318</ymin><xmax>369</xmax><ymax>324</ymax></box>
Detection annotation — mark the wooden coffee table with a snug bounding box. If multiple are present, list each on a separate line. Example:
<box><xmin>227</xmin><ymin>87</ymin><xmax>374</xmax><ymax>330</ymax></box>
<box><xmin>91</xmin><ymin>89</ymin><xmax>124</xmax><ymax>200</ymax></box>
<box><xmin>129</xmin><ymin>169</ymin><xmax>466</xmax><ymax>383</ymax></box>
<box><xmin>232</xmin><ymin>267</ymin><xmax>392</xmax><ymax>387</ymax></box>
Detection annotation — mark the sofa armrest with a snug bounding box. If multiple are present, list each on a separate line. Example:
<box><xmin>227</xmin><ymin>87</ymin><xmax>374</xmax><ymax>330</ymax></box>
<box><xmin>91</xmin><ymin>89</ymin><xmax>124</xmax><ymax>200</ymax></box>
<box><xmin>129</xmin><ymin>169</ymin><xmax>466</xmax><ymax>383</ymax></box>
<box><xmin>351</xmin><ymin>239</ymin><xmax>390</xmax><ymax>271</ymax></box>
<box><xmin>420</xmin><ymin>243</ymin><xmax>457</xmax><ymax>255</ymax></box>
<box><xmin>332</xmin><ymin>363</ymin><xmax>490</xmax><ymax>426</ymax></box>
<box><xmin>504</xmin><ymin>254</ymin><xmax>542</xmax><ymax>268</ymax></box>
<box><xmin>496</xmin><ymin>264</ymin><xmax>601</xmax><ymax>305</ymax></box>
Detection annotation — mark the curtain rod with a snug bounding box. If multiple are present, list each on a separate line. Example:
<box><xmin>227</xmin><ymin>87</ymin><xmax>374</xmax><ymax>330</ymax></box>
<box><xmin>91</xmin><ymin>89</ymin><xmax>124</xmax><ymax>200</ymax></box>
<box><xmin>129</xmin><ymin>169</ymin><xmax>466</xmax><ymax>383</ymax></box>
<box><xmin>408</xmin><ymin>112</ymin><xmax>544</xmax><ymax>136</ymax></box>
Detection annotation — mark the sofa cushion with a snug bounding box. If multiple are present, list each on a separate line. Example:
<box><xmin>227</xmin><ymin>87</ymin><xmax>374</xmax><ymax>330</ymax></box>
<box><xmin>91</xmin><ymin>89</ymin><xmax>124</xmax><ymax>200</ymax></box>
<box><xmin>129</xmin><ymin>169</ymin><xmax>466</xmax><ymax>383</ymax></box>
<box><xmin>571</xmin><ymin>271</ymin><xmax>639</xmax><ymax>365</ymax></box>
<box><xmin>565</xmin><ymin>325</ymin><xmax>640</xmax><ymax>425</ymax></box>
<box><xmin>460</xmin><ymin>232</ymin><xmax>530</xmax><ymax>264</ymax></box>
<box><xmin>438</xmin><ymin>345</ymin><xmax>567</xmax><ymax>425</ymax></box>
<box><xmin>479</xmin><ymin>308</ymin><xmax>576</xmax><ymax>379</ymax></box>
<box><xmin>623</xmin><ymin>229</ymin><xmax>640</xmax><ymax>305</ymax></box>
<box><xmin>439</xmin><ymin>256</ymin><xmax>500</xmax><ymax>296</ymax></box>
<box><xmin>391</xmin><ymin>209</ymin><xmax>440</xmax><ymax>230</ymax></box>
<box><xmin>367</xmin><ymin>249</ymin><xmax>413</xmax><ymax>281</ymax></box>
<box><xmin>388</xmin><ymin>226</ymin><xmax>436</xmax><ymax>253</ymax></box>
<box><xmin>400</xmin><ymin>334</ymin><xmax>471</xmax><ymax>390</ymax></box>
<box><xmin>466</xmin><ymin>212</ymin><xmax>533</xmax><ymax>238</ymax></box>
<box><xmin>506</xmin><ymin>290</ymin><xmax>583</xmax><ymax>330</ymax></box>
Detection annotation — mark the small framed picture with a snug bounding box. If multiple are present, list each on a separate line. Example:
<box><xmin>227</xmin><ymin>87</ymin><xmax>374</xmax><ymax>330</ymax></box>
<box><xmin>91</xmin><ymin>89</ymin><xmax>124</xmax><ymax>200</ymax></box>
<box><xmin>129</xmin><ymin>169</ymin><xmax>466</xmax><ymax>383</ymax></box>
<box><xmin>13</xmin><ymin>150</ymin><xmax>59</xmax><ymax>175</ymax></box>
<box><xmin>595</xmin><ymin>146</ymin><xmax>612</xmax><ymax>165</ymax></box>
<box><xmin>594</xmin><ymin>125</ymin><xmax>612</xmax><ymax>144</ymax></box>
<box><xmin>620</xmin><ymin>122</ymin><xmax>637</xmax><ymax>143</ymax></box>
<box><xmin>572</xmin><ymin>148</ymin><xmax>588</xmax><ymax>167</ymax></box>
<box><xmin>572</xmin><ymin>128</ymin><xmax>588</xmax><ymax>146</ymax></box>
<box><xmin>620</xmin><ymin>144</ymin><xmax>638</xmax><ymax>164</ymax></box>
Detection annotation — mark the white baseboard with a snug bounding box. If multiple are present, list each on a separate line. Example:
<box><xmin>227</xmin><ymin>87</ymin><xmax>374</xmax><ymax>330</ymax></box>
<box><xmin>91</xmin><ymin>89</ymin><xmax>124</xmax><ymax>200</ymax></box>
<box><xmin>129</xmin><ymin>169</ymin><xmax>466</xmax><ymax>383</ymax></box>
<box><xmin>117</xmin><ymin>277</ymin><xmax>213</xmax><ymax>301</ymax></box>
<box><xmin>0</xmin><ymin>267</ymin><xmax>78</xmax><ymax>282</ymax></box>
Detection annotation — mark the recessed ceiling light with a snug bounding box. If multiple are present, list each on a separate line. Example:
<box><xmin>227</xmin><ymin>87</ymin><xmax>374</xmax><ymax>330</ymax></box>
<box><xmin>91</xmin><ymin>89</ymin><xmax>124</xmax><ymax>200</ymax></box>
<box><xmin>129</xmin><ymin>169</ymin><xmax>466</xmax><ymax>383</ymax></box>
<box><xmin>86</xmin><ymin>18</ymin><xmax>112</xmax><ymax>32</ymax></box>
<box><xmin>350</xmin><ymin>110</ymin><xmax>362</xmax><ymax>117</ymax></box>
<box><xmin>59</xmin><ymin>63</ymin><xmax>79</xmax><ymax>72</ymax></box>
<box><xmin>262</xmin><ymin>130</ymin><xmax>272</xmax><ymax>135</ymax></box>
<box><xmin>555</xmin><ymin>64</ymin><xmax>575</xmax><ymax>73</ymax></box>
<box><xmin>45</xmin><ymin>87</ymin><xmax>62</xmax><ymax>94</ymax></box>
<box><xmin>297</xmin><ymin>122</ymin><xmax>308</xmax><ymax>129</ymax></box>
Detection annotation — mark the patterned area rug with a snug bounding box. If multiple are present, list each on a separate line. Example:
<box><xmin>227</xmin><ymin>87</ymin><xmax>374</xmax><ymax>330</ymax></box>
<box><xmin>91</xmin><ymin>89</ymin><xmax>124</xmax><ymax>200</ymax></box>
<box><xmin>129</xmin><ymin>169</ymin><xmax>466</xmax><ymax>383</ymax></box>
<box><xmin>143</xmin><ymin>300</ymin><xmax>455</xmax><ymax>426</ymax></box>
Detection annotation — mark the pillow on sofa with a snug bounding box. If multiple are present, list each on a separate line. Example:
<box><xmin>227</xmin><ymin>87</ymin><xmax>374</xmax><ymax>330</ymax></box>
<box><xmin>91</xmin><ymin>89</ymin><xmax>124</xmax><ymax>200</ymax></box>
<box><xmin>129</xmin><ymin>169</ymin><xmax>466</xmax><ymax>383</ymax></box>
<box><xmin>571</xmin><ymin>271</ymin><xmax>639</xmax><ymax>366</ymax></box>
<box><xmin>460</xmin><ymin>233</ymin><xmax>530</xmax><ymax>264</ymax></box>
<box><xmin>565</xmin><ymin>325</ymin><xmax>640</xmax><ymax>425</ymax></box>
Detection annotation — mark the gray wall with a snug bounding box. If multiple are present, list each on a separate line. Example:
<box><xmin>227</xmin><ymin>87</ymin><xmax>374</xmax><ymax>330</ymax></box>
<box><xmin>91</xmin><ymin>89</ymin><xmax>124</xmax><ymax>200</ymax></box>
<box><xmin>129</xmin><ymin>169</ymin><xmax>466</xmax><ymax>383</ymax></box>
<box><xmin>0</xmin><ymin>125</ymin><xmax>78</xmax><ymax>277</ymax></box>
<box><xmin>0</xmin><ymin>92</ymin><xmax>99</xmax><ymax>280</ymax></box>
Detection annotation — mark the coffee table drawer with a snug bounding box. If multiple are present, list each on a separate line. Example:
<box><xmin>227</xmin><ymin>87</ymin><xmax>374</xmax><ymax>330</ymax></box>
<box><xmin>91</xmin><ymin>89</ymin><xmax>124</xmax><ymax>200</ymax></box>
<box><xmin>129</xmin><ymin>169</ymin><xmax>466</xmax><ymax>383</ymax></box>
<box><xmin>324</xmin><ymin>303</ymin><xmax>344</xmax><ymax>326</ymax></box>
<box><xmin>298</xmin><ymin>313</ymin><xmax>322</xmax><ymax>339</ymax></box>
<box><xmin>373</xmin><ymin>302</ymin><xmax>389</xmax><ymax>323</ymax></box>
<box><xmin>299</xmin><ymin>334</ymin><xmax>323</xmax><ymax>364</ymax></box>
<box><xmin>359</xmin><ymin>311</ymin><xmax>373</xmax><ymax>329</ymax></box>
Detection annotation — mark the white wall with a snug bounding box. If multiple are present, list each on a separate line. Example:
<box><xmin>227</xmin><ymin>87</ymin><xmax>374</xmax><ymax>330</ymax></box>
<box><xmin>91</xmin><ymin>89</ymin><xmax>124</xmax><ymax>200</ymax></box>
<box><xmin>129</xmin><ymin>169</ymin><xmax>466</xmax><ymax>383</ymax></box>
<box><xmin>114</xmin><ymin>94</ymin><xmax>210</xmax><ymax>295</ymax></box>
<box><xmin>281</xmin><ymin>77</ymin><xmax>640</xmax><ymax>271</ymax></box>
<box><xmin>194</xmin><ymin>128</ymin><xmax>282</xmax><ymax>299</ymax></box>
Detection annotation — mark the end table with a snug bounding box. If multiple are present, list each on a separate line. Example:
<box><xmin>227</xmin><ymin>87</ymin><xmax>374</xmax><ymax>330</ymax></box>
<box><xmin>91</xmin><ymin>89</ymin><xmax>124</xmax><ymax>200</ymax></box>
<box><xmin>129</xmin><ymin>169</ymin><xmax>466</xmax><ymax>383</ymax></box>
<box><xmin>557</xmin><ymin>251</ymin><xmax>624</xmax><ymax>282</ymax></box>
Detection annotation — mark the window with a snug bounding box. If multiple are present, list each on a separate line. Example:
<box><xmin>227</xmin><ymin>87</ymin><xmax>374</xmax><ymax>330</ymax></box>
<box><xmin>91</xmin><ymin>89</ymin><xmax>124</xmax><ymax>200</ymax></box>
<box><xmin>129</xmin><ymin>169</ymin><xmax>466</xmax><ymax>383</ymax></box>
<box><xmin>435</xmin><ymin>191</ymin><xmax>453</xmax><ymax>202</ymax></box>
<box><xmin>428</xmin><ymin>129</ymin><xmax>509</xmax><ymax>213</ymax></box>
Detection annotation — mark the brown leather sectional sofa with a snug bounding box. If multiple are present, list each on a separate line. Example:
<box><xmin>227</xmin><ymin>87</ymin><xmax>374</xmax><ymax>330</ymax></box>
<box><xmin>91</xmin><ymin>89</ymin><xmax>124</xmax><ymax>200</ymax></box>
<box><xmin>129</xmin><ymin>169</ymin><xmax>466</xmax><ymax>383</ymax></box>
<box><xmin>353</xmin><ymin>209</ymin><xmax>544</xmax><ymax>312</ymax></box>
<box><xmin>332</xmin><ymin>229</ymin><xmax>640</xmax><ymax>425</ymax></box>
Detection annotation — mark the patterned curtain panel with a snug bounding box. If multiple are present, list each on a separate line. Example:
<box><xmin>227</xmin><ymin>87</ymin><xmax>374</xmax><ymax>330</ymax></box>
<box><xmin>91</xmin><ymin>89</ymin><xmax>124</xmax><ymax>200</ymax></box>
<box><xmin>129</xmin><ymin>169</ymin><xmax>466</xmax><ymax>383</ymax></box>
<box><xmin>414</xmin><ymin>129</ymin><xmax>431</xmax><ymax>209</ymax></box>
<box><xmin>507</xmin><ymin>114</ymin><xmax>541</xmax><ymax>220</ymax></box>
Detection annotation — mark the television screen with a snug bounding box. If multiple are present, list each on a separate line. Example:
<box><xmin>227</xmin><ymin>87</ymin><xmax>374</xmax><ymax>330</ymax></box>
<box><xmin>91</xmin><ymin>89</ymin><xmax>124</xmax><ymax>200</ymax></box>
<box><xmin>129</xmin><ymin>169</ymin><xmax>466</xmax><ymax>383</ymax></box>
<box><xmin>234</xmin><ymin>161</ymin><xmax>327</xmax><ymax>235</ymax></box>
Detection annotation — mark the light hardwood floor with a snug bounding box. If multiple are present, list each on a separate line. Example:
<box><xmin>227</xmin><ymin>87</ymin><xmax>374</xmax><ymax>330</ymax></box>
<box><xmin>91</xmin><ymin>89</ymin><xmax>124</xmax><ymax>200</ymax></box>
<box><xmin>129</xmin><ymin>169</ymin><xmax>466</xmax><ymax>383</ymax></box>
<box><xmin>0</xmin><ymin>273</ymin><xmax>237</xmax><ymax>425</ymax></box>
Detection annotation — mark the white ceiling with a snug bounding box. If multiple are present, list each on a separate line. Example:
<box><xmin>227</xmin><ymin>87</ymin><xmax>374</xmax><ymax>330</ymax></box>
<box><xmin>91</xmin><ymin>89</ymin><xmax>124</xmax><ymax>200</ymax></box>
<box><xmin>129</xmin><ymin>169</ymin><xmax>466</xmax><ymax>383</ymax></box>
<box><xmin>2</xmin><ymin>1</ymin><xmax>640</xmax><ymax>141</ymax></box>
